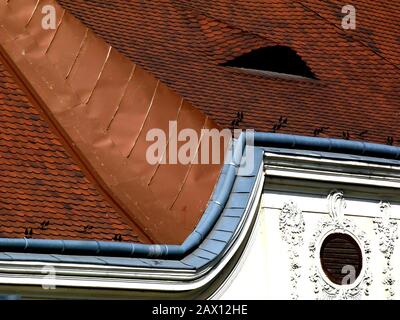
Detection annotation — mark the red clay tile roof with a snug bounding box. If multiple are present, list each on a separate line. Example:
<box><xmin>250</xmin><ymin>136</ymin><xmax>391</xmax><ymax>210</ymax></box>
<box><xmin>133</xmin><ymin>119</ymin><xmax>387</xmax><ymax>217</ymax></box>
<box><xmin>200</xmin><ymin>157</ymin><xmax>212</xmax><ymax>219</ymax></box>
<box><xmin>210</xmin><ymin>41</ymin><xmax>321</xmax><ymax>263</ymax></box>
<box><xmin>0</xmin><ymin>56</ymin><xmax>150</xmax><ymax>242</ymax></box>
<box><xmin>57</xmin><ymin>0</ymin><xmax>400</xmax><ymax>145</ymax></box>
<box><xmin>298</xmin><ymin>1</ymin><xmax>399</xmax><ymax>69</ymax></box>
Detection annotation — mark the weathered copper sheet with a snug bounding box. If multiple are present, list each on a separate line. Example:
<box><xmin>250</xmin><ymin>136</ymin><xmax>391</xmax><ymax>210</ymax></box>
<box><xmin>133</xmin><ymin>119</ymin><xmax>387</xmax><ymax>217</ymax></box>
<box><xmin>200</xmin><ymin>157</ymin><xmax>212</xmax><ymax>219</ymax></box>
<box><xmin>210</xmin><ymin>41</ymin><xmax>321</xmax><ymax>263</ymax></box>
<box><xmin>0</xmin><ymin>0</ymin><xmax>224</xmax><ymax>244</ymax></box>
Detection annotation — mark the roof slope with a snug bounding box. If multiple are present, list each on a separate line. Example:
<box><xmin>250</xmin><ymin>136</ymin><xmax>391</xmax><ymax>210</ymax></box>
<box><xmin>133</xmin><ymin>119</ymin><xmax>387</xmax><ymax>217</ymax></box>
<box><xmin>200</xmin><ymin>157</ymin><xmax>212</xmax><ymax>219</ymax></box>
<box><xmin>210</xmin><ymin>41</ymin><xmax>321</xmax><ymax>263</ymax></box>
<box><xmin>57</xmin><ymin>0</ymin><xmax>400</xmax><ymax>145</ymax></box>
<box><xmin>0</xmin><ymin>0</ymin><xmax>223</xmax><ymax>244</ymax></box>
<box><xmin>0</xmin><ymin>55</ymin><xmax>149</xmax><ymax>242</ymax></box>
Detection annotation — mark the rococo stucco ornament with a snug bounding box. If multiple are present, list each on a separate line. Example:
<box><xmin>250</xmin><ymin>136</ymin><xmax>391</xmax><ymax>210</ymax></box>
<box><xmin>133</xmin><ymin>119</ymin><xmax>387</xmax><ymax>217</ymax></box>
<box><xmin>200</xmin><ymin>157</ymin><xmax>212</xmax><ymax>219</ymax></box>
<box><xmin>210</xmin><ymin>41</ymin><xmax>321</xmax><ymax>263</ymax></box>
<box><xmin>309</xmin><ymin>190</ymin><xmax>372</xmax><ymax>300</ymax></box>
<box><xmin>279</xmin><ymin>201</ymin><xmax>305</xmax><ymax>300</ymax></box>
<box><xmin>373</xmin><ymin>201</ymin><xmax>398</xmax><ymax>299</ymax></box>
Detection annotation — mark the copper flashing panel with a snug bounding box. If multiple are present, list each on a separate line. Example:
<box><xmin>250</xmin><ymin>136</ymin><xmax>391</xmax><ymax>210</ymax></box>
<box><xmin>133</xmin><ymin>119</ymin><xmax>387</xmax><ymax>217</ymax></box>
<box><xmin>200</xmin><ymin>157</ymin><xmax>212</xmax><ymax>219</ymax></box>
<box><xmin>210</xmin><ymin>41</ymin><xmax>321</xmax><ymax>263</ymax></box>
<box><xmin>170</xmin><ymin>117</ymin><xmax>227</xmax><ymax>233</ymax></box>
<box><xmin>46</xmin><ymin>12</ymin><xmax>87</xmax><ymax>79</ymax></box>
<box><xmin>25</xmin><ymin>0</ymin><xmax>65</xmax><ymax>54</ymax></box>
<box><xmin>85</xmin><ymin>48</ymin><xmax>134</xmax><ymax>130</ymax></box>
<box><xmin>66</xmin><ymin>31</ymin><xmax>110</xmax><ymax>104</ymax></box>
<box><xmin>0</xmin><ymin>0</ymin><xmax>223</xmax><ymax>244</ymax></box>
<box><xmin>108</xmin><ymin>65</ymin><xmax>159</xmax><ymax>157</ymax></box>
<box><xmin>0</xmin><ymin>0</ymin><xmax>38</xmax><ymax>35</ymax></box>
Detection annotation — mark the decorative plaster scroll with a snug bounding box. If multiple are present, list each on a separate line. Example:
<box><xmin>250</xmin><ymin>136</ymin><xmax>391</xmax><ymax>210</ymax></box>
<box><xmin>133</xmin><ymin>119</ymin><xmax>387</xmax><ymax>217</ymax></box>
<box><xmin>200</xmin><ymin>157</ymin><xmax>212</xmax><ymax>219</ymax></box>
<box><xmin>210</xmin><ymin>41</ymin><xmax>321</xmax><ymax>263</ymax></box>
<box><xmin>309</xmin><ymin>190</ymin><xmax>372</xmax><ymax>300</ymax></box>
<box><xmin>327</xmin><ymin>190</ymin><xmax>346</xmax><ymax>222</ymax></box>
<box><xmin>373</xmin><ymin>201</ymin><xmax>398</xmax><ymax>299</ymax></box>
<box><xmin>279</xmin><ymin>201</ymin><xmax>305</xmax><ymax>300</ymax></box>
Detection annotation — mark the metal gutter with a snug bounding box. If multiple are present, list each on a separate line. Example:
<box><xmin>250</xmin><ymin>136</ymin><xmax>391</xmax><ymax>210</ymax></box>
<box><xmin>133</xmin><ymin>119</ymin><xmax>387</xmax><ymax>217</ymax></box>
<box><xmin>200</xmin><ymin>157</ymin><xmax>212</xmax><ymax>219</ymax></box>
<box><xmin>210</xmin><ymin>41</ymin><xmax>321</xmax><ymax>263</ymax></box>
<box><xmin>0</xmin><ymin>134</ymin><xmax>247</xmax><ymax>259</ymax></box>
<box><xmin>0</xmin><ymin>132</ymin><xmax>400</xmax><ymax>260</ymax></box>
<box><xmin>254</xmin><ymin>133</ymin><xmax>400</xmax><ymax>160</ymax></box>
<box><xmin>0</xmin><ymin>162</ymin><xmax>265</xmax><ymax>296</ymax></box>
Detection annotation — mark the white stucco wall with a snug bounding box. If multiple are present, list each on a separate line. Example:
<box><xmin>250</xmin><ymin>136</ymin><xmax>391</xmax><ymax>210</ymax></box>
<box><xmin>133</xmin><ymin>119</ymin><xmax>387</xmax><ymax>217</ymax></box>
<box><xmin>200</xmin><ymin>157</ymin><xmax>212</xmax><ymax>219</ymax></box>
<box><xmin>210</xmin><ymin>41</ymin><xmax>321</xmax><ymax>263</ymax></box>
<box><xmin>216</xmin><ymin>155</ymin><xmax>400</xmax><ymax>300</ymax></box>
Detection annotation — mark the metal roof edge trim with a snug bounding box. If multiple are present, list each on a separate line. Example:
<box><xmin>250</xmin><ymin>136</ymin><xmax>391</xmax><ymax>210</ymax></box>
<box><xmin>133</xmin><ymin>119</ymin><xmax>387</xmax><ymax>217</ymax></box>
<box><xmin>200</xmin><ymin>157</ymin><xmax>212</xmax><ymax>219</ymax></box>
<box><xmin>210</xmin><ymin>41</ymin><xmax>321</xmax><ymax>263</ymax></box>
<box><xmin>254</xmin><ymin>133</ymin><xmax>400</xmax><ymax>160</ymax></box>
<box><xmin>0</xmin><ymin>134</ymin><xmax>247</xmax><ymax>259</ymax></box>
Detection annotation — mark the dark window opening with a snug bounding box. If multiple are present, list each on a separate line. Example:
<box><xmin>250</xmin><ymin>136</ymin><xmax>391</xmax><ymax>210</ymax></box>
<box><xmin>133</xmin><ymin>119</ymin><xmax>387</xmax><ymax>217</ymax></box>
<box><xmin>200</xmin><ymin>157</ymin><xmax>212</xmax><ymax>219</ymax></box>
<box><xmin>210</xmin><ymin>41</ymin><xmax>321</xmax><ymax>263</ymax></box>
<box><xmin>222</xmin><ymin>46</ymin><xmax>317</xmax><ymax>79</ymax></box>
<box><xmin>320</xmin><ymin>233</ymin><xmax>363</xmax><ymax>285</ymax></box>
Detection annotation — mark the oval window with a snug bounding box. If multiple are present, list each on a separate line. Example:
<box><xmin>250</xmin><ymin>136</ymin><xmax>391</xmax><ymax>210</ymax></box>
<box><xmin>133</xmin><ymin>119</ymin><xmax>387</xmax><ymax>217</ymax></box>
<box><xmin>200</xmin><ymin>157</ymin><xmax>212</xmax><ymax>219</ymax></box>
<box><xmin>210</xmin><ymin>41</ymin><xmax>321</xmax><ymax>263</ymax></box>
<box><xmin>320</xmin><ymin>233</ymin><xmax>362</xmax><ymax>285</ymax></box>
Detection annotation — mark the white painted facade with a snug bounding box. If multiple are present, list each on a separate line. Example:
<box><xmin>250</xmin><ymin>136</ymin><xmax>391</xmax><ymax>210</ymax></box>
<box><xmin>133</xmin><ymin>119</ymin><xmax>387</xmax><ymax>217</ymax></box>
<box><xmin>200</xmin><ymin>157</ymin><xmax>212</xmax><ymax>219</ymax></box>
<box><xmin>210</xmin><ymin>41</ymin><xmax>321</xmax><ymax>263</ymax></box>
<box><xmin>215</xmin><ymin>152</ymin><xmax>400</xmax><ymax>300</ymax></box>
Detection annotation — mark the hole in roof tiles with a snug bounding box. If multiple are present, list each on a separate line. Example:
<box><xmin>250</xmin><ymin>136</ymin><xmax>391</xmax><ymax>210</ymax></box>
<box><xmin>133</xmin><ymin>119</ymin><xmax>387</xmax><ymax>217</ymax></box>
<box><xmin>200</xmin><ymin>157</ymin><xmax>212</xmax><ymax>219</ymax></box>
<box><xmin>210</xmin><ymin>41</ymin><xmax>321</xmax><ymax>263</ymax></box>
<box><xmin>221</xmin><ymin>46</ymin><xmax>317</xmax><ymax>79</ymax></box>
